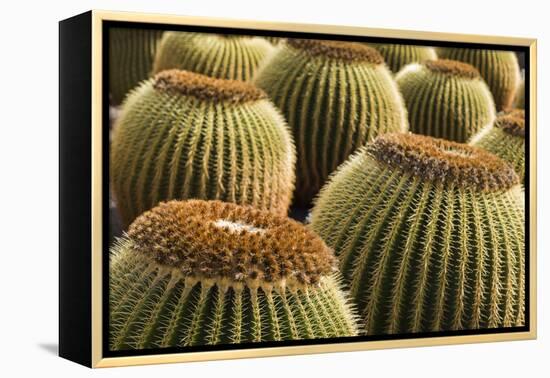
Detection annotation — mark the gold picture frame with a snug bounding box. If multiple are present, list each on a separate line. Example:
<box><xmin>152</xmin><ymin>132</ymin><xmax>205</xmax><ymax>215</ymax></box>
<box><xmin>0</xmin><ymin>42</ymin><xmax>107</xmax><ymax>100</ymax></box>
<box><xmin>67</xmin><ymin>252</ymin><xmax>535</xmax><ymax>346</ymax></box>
<box><xmin>59</xmin><ymin>9</ymin><xmax>537</xmax><ymax>368</ymax></box>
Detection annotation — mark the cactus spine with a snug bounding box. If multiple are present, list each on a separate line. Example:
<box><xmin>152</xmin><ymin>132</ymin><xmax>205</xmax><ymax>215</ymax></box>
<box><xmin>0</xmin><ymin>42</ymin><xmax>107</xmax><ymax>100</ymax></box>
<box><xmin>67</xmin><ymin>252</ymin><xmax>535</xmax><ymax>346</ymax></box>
<box><xmin>109</xmin><ymin>200</ymin><xmax>358</xmax><ymax>350</ymax></box>
<box><xmin>437</xmin><ymin>48</ymin><xmax>521</xmax><ymax>111</ymax></box>
<box><xmin>110</xmin><ymin>70</ymin><xmax>296</xmax><ymax>226</ymax></box>
<box><xmin>109</xmin><ymin>28</ymin><xmax>164</xmax><ymax>105</ymax></box>
<box><xmin>396</xmin><ymin>59</ymin><xmax>496</xmax><ymax>142</ymax></box>
<box><xmin>153</xmin><ymin>32</ymin><xmax>273</xmax><ymax>81</ymax></box>
<box><xmin>368</xmin><ymin>44</ymin><xmax>437</xmax><ymax>73</ymax></box>
<box><xmin>311</xmin><ymin>133</ymin><xmax>524</xmax><ymax>334</ymax></box>
<box><xmin>470</xmin><ymin>110</ymin><xmax>525</xmax><ymax>183</ymax></box>
<box><xmin>254</xmin><ymin>39</ymin><xmax>408</xmax><ymax>206</ymax></box>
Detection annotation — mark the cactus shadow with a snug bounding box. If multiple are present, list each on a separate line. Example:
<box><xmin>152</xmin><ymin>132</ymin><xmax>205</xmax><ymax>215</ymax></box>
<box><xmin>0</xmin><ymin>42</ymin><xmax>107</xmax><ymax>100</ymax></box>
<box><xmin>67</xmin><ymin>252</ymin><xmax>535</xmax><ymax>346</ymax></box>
<box><xmin>38</xmin><ymin>343</ymin><xmax>58</xmax><ymax>356</ymax></box>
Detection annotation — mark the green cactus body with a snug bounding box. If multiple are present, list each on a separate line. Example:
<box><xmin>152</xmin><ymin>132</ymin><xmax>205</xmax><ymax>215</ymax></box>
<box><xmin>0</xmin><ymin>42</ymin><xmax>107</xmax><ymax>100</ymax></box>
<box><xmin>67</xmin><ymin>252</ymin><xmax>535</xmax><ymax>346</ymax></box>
<box><xmin>311</xmin><ymin>133</ymin><xmax>524</xmax><ymax>335</ymax></box>
<box><xmin>437</xmin><ymin>47</ymin><xmax>520</xmax><ymax>111</ymax></box>
<box><xmin>470</xmin><ymin>110</ymin><xmax>525</xmax><ymax>183</ymax></box>
<box><xmin>396</xmin><ymin>59</ymin><xmax>496</xmax><ymax>142</ymax></box>
<box><xmin>368</xmin><ymin>44</ymin><xmax>437</xmax><ymax>73</ymax></box>
<box><xmin>109</xmin><ymin>28</ymin><xmax>164</xmax><ymax>105</ymax></box>
<box><xmin>109</xmin><ymin>200</ymin><xmax>358</xmax><ymax>350</ymax></box>
<box><xmin>152</xmin><ymin>32</ymin><xmax>273</xmax><ymax>81</ymax></box>
<box><xmin>110</xmin><ymin>70</ymin><xmax>296</xmax><ymax>227</ymax></box>
<box><xmin>514</xmin><ymin>78</ymin><xmax>525</xmax><ymax>109</ymax></box>
<box><xmin>254</xmin><ymin>39</ymin><xmax>408</xmax><ymax>206</ymax></box>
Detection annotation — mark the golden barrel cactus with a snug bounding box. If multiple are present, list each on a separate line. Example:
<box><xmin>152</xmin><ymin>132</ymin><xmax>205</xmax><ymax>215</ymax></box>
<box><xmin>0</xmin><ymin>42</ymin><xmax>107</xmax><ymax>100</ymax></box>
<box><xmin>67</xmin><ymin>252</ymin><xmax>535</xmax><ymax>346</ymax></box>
<box><xmin>109</xmin><ymin>200</ymin><xmax>358</xmax><ymax>350</ymax></box>
<box><xmin>255</xmin><ymin>39</ymin><xmax>408</xmax><ymax>206</ymax></box>
<box><xmin>111</xmin><ymin>70</ymin><xmax>296</xmax><ymax>226</ymax></box>
<box><xmin>311</xmin><ymin>133</ymin><xmax>524</xmax><ymax>334</ymax></box>
<box><xmin>396</xmin><ymin>59</ymin><xmax>496</xmax><ymax>142</ymax></box>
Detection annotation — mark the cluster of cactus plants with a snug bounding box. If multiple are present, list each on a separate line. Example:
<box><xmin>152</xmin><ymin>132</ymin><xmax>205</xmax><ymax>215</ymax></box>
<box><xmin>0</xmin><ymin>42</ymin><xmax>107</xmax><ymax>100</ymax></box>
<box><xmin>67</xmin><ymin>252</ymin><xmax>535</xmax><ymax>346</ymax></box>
<box><xmin>108</xmin><ymin>27</ymin><xmax>526</xmax><ymax>350</ymax></box>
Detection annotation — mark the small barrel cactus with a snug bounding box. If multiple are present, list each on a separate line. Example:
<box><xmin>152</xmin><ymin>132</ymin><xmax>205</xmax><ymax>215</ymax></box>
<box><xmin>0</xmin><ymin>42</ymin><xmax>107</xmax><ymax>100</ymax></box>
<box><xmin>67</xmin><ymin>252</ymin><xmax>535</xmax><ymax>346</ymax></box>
<box><xmin>437</xmin><ymin>47</ymin><xmax>521</xmax><ymax>111</ymax></box>
<box><xmin>311</xmin><ymin>133</ymin><xmax>524</xmax><ymax>335</ymax></box>
<box><xmin>109</xmin><ymin>200</ymin><xmax>358</xmax><ymax>350</ymax></box>
<box><xmin>111</xmin><ymin>69</ymin><xmax>296</xmax><ymax>227</ymax></box>
<box><xmin>368</xmin><ymin>43</ymin><xmax>437</xmax><ymax>73</ymax></box>
<box><xmin>254</xmin><ymin>39</ymin><xmax>408</xmax><ymax>206</ymax></box>
<box><xmin>109</xmin><ymin>28</ymin><xmax>164</xmax><ymax>105</ymax></box>
<box><xmin>152</xmin><ymin>32</ymin><xmax>273</xmax><ymax>81</ymax></box>
<box><xmin>514</xmin><ymin>78</ymin><xmax>525</xmax><ymax>109</ymax></box>
<box><xmin>470</xmin><ymin>109</ymin><xmax>525</xmax><ymax>183</ymax></box>
<box><xmin>396</xmin><ymin>59</ymin><xmax>496</xmax><ymax>142</ymax></box>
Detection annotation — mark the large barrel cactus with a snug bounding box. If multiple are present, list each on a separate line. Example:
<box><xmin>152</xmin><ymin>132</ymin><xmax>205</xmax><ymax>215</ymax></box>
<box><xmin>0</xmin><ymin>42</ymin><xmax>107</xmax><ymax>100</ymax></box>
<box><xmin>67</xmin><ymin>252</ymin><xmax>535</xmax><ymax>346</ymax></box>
<box><xmin>109</xmin><ymin>28</ymin><xmax>164</xmax><ymax>105</ymax></box>
<box><xmin>311</xmin><ymin>133</ymin><xmax>525</xmax><ymax>335</ymax></box>
<box><xmin>109</xmin><ymin>200</ymin><xmax>358</xmax><ymax>350</ymax></box>
<box><xmin>254</xmin><ymin>39</ymin><xmax>408</xmax><ymax>206</ymax></box>
<box><xmin>396</xmin><ymin>59</ymin><xmax>496</xmax><ymax>142</ymax></box>
<box><xmin>437</xmin><ymin>47</ymin><xmax>520</xmax><ymax>111</ymax></box>
<box><xmin>111</xmin><ymin>69</ymin><xmax>296</xmax><ymax>227</ymax></box>
<box><xmin>470</xmin><ymin>109</ymin><xmax>526</xmax><ymax>183</ymax></box>
<box><xmin>152</xmin><ymin>32</ymin><xmax>273</xmax><ymax>81</ymax></box>
<box><xmin>368</xmin><ymin>43</ymin><xmax>437</xmax><ymax>73</ymax></box>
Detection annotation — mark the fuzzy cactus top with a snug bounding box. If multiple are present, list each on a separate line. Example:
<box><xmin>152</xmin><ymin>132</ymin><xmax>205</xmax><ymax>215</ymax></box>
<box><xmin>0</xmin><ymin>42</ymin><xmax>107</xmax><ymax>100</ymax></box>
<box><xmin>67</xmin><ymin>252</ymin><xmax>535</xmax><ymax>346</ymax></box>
<box><xmin>469</xmin><ymin>109</ymin><xmax>526</xmax><ymax>183</ymax></box>
<box><xmin>494</xmin><ymin>109</ymin><xmax>525</xmax><ymax>137</ymax></box>
<box><xmin>436</xmin><ymin>47</ymin><xmax>520</xmax><ymax>111</ymax></box>
<box><xmin>287</xmin><ymin>39</ymin><xmax>385</xmax><ymax>63</ymax></box>
<box><xmin>128</xmin><ymin>200</ymin><xmax>336</xmax><ymax>287</ymax></box>
<box><xmin>153</xmin><ymin>69</ymin><xmax>267</xmax><ymax>103</ymax></box>
<box><xmin>366</xmin><ymin>133</ymin><xmax>519</xmax><ymax>192</ymax></box>
<box><xmin>423</xmin><ymin>59</ymin><xmax>480</xmax><ymax>79</ymax></box>
<box><xmin>110</xmin><ymin>200</ymin><xmax>358</xmax><ymax>349</ymax></box>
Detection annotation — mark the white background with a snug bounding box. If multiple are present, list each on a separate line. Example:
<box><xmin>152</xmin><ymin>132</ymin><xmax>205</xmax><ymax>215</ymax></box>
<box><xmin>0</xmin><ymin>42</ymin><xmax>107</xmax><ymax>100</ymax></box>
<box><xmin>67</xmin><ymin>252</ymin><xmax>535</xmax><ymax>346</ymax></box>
<box><xmin>0</xmin><ymin>0</ymin><xmax>547</xmax><ymax>376</ymax></box>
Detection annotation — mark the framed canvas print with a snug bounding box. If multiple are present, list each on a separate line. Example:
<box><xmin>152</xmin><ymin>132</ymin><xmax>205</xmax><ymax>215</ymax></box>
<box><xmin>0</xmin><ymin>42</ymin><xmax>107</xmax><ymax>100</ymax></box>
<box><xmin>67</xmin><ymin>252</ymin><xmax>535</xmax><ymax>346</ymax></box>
<box><xmin>59</xmin><ymin>10</ymin><xmax>537</xmax><ymax>368</ymax></box>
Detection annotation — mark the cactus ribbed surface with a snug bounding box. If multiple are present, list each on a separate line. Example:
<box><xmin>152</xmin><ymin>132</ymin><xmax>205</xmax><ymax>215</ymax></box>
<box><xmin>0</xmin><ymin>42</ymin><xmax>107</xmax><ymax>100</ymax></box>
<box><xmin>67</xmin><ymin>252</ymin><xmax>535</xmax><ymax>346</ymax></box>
<box><xmin>470</xmin><ymin>110</ymin><xmax>525</xmax><ymax>183</ymax></box>
<box><xmin>153</xmin><ymin>32</ymin><xmax>273</xmax><ymax>81</ymax></box>
<box><xmin>437</xmin><ymin>48</ymin><xmax>520</xmax><ymax>111</ymax></box>
<box><xmin>110</xmin><ymin>70</ymin><xmax>296</xmax><ymax>227</ymax></box>
<box><xmin>109</xmin><ymin>28</ymin><xmax>164</xmax><ymax>105</ymax></box>
<box><xmin>369</xmin><ymin>44</ymin><xmax>437</xmax><ymax>73</ymax></box>
<box><xmin>109</xmin><ymin>200</ymin><xmax>358</xmax><ymax>350</ymax></box>
<box><xmin>514</xmin><ymin>79</ymin><xmax>525</xmax><ymax>109</ymax></box>
<box><xmin>311</xmin><ymin>133</ymin><xmax>525</xmax><ymax>335</ymax></box>
<box><xmin>396</xmin><ymin>59</ymin><xmax>496</xmax><ymax>142</ymax></box>
<box><xmin>254</xmin><ymin>39</ymin><xmax>408</xmax><ymax>206</ymax></box>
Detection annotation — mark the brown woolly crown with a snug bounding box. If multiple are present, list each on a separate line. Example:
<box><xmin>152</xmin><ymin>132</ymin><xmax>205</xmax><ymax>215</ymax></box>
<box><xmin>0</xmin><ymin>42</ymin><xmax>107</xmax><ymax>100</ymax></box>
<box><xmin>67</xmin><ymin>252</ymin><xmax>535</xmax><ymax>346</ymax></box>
<box><xmin>287</xmin><ymin>39</ymin><xmax>384</xmax><ymax>64</ymax></box>
<box><xmin>366</xmin><ymin>133</ymin><xmax>519</xmax><ymax>191</ymax></box>
<box><xmin>495</xmin><ymin>109</ymin><xmax>525</xmax><ymax>137</ymax></box>
<box><xmin>153</xmin><ymin>69</ymin><xmax>267</xmax><ymax>104</ymax></box>
<box><xmin>424</xmin><ymin>59</ymin><xmax>480</xmax><ymax>79</ymax></box>
<box><xmin>127</xmin><ymin>200</ymin><xmax>336</xmax><ymax>286</ymax></box>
